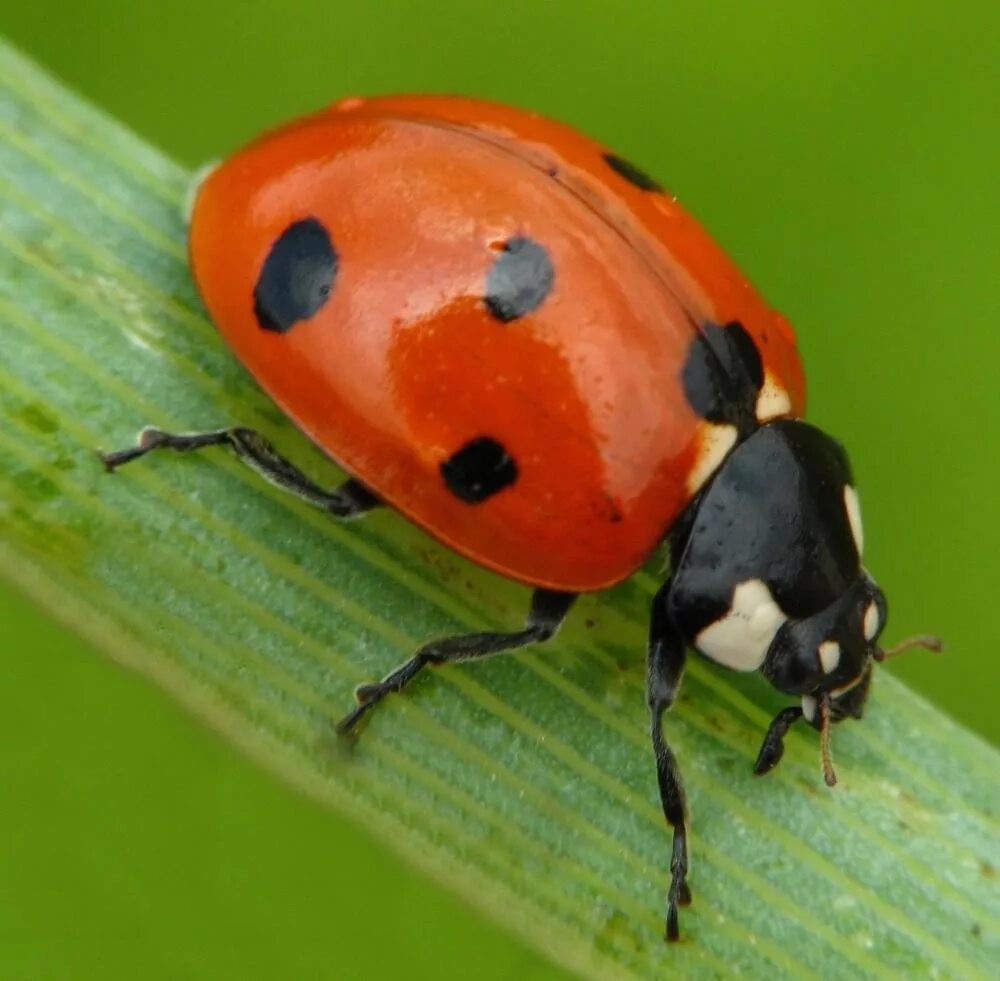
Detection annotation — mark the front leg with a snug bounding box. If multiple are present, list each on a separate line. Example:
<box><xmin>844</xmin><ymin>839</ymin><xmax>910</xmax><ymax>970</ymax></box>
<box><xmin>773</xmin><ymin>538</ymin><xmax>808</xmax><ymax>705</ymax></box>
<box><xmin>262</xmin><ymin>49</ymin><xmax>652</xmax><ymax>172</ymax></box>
<box><xmin>647</xmin><ymin>584</ymin><xmax>692</xmax><ymax>941</ymax></box>
<box><xmin>753</xmin><ymin>705</ymin><xmax>804</xmax><ymax>776</ymax></box>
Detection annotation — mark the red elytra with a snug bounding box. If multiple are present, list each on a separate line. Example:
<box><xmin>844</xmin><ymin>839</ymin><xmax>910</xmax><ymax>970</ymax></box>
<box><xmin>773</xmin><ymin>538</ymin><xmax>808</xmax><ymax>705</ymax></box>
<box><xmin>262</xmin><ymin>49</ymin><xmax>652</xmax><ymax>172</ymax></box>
<box><xmin>188</xmin><ymin>94</ymin><xmax>805</xmax><ymax>592</ymax></box>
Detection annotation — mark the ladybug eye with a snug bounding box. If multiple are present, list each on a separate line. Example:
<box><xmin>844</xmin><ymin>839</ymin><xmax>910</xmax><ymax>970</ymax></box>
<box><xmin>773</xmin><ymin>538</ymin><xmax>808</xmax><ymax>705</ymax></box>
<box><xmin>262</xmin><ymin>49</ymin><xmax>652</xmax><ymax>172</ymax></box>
<box><xmin>254</xmin><ymin>217</ymin><xmax>338</xmax><ymax>333</ymax></box>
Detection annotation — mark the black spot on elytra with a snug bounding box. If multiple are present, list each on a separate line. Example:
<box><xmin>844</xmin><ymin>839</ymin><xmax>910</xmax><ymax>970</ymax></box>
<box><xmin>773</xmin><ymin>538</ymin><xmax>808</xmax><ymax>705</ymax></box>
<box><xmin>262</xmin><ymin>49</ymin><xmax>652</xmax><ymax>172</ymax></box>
<box><xmin>254</xmin><ymin>218</ymin><xmax>338</xmax><ymax>333</ymax></box>
<box><xmin>603</xmin><ymin>152</ymin><xmax>663</xmax><ymax>192</ymax></box>
<box><xmin>682</xmin><ymin>321</ymin><xmax>763</xmax><ymax>432</ymax></box>
<box><xmin>440</xmin><ymin>436</ymin><xmax>518</xmax><ymax>503</ymax></box>
<box><xmin>484</xmin><ymin>236</ymin><xmax>554</xmax><ymax>322</ymax></box>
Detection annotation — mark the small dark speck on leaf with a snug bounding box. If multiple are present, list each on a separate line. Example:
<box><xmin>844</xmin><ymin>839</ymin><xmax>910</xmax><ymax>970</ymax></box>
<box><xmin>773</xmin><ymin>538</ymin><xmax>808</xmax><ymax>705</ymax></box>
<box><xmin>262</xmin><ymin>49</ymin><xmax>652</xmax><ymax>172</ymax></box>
<box><xmin>17</xmin><ymin>403</ymin><xmax>59</xmax><ymax>434</ymax></box>
<box><xmin>970</xmin><ymin>922</ymin><xmax>982</xmax><ymax>938</ymax></box>
<box><xmin>980</xmin><ymin>859</ymin><xmax>994</xmax><ymax>878</ymax></box>
<box><xmin>594</xmin><ymin>907</ymin><xmax>642</xmax><ymax>957</ymax></box>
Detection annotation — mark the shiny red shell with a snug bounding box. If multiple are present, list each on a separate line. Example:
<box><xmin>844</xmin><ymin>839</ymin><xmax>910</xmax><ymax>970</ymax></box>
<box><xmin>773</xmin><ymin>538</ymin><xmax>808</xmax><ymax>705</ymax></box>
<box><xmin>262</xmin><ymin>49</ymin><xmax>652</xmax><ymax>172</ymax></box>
<box><xmin>189</xmin><ymin>95</ymin><xmax>805</xmax><ymax>592</ymax></box>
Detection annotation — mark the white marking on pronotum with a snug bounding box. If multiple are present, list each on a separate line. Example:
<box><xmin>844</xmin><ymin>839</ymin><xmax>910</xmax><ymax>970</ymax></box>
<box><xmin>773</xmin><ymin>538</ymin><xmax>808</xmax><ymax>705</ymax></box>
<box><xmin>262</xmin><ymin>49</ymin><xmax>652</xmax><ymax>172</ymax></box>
<box><xmin>801</xmin><ymin>694</ymin><xmax>818</xmax><ymax>723</ymax></box>
<box><xmin>686</xmin><ymin>422</ymin><xmax>737</xmax><ymax>495</ymax></box>
<box><xmin>863</xmin><ymin>601</ymin><xmax>881</xmax><ymax>641</ymax></box>
<box><xmin>695</xmin><ymin>578</ymin><xmax>787</xmax><ymax>671</ymax></box>
<box><xmin>818</xmin><ymin>640</ymin><xmax>841</xmax><ymax>674</ymax></box>
<box><xmin>843</xmin><ymin>485</ymin><xmax>864</xmax><ymax>556</ymax></box>
<box><xmin>755</xmin><ymin>374</ymin><xmax>792</xmax><ymax>422</ymax></box>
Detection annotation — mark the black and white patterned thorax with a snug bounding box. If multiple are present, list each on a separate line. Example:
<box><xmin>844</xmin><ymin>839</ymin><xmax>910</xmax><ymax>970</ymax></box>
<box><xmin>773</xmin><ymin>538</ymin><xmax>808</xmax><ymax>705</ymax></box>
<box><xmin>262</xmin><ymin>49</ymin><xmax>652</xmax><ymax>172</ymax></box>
<box><xmin>661</xmin><ymin>322</ymin><xmax>886</xmax><ymax>719</ymax></box>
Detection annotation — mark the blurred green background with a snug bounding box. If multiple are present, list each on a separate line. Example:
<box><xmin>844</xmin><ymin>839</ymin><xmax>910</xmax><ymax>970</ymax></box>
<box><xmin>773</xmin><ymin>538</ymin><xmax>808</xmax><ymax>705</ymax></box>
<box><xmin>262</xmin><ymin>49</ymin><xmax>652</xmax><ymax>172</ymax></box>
<box><xmin>2</xmin><ymin>1</ymin><xmax>997</xmax><ymax>978</ymax></box>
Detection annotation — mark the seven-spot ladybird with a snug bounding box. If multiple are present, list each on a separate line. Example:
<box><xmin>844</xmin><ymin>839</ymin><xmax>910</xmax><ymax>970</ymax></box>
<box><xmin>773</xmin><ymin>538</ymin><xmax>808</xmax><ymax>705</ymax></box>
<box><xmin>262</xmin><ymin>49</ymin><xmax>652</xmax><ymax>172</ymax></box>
<box><xmin>101</xmin><ymin>95</ymin><xmax>939</xmax><ymax>942</ymax></box>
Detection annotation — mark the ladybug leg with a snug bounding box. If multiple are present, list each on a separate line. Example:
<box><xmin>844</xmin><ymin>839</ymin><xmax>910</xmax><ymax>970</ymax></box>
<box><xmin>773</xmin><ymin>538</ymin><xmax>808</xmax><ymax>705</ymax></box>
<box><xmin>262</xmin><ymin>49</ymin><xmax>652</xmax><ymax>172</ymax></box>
<box><xmin>336</xmin><ymin>589</ymin><xmax>576</xmax><ymax>734</ymax></box>
<box><xmin>648</xmin><ymin>588</ymin><xmax>692</xmax><ymax>942</ymax></box>
<box><xmin>99</xmin><ymin>426</ymin><xmax>378</xmax><ymax>518</ymax></box>
<box><xmin>753</xmin><ymin>705</ymin><xmax>804</xmax><ymax>776</ymax></box>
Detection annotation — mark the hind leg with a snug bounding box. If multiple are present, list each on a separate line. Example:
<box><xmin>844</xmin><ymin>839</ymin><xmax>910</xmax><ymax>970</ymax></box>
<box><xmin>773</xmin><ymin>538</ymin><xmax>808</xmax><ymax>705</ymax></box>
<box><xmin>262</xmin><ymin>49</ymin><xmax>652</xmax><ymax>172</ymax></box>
<box><xmin>100</xmin><ymin>426</ymin><xmax>378</xmax><ymax>517</ymax></box>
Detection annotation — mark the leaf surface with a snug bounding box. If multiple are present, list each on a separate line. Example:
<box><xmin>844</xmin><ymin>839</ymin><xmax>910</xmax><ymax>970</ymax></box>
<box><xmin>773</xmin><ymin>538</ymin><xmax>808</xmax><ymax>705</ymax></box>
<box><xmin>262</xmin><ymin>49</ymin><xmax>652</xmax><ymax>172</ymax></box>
<box><xmin>0</xmin><ymin>41</ymin><xmax>997</xmax><ymax>979</ymax></box>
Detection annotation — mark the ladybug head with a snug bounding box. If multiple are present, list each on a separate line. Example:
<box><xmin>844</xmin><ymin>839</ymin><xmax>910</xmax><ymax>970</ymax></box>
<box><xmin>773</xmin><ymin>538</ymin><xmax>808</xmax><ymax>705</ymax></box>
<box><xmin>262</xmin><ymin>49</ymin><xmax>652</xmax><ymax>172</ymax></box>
<box><xmin>761</xmin><ymin>573</ymin><xmax>887</xmax><ymax>705</ymax></box>
<box><xmin>757</xmin><ymin>574</ymin><xmax>941</xmax><ymax>785</ymax></box>
<box><xmin>665</xmin><ymin>419</ymin><xmax>941</xmax><ymax>786</ymax></box>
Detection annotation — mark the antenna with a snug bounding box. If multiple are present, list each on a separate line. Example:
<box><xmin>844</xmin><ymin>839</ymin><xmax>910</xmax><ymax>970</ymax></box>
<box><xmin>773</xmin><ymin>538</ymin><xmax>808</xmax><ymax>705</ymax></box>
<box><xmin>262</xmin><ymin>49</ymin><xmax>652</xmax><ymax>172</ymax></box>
<box><xmin>875</xmin><ymin>635</ymin><xmax>944</xmax><ymax>661</ymax></box>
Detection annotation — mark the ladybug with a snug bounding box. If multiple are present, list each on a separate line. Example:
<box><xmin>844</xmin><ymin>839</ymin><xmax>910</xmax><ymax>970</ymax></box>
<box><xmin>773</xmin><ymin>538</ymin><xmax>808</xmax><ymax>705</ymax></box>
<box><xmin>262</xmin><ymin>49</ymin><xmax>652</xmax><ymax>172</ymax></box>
<box><xmin>101</xmin><ymin>95</ymin><xmax>939</xmax><ymax>942</ymax></box>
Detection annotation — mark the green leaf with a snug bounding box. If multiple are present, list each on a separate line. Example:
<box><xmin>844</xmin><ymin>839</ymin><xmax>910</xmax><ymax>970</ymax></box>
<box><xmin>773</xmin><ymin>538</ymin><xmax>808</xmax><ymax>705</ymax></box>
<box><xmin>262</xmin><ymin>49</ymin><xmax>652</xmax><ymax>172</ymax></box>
<box><xmin>0</xmin><ymin>40</ymin><xmax>996</xmax><ymax>979</ymax></box>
